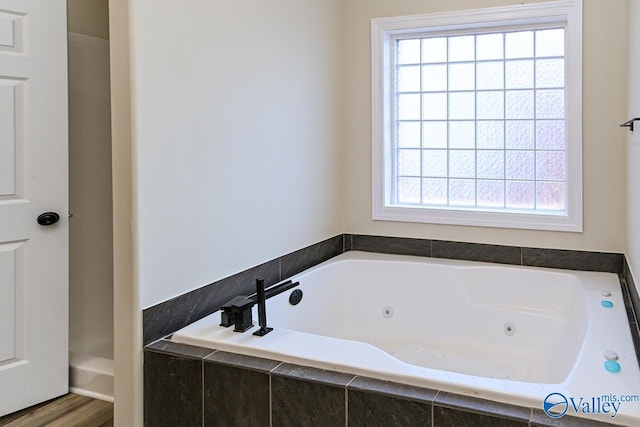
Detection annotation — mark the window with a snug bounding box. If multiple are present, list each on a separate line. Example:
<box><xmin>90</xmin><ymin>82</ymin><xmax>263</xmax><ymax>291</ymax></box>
<box><xmin>372</xmin><ymin>0</ymin><xmax>582</xmax><ymax>231</ymax></box>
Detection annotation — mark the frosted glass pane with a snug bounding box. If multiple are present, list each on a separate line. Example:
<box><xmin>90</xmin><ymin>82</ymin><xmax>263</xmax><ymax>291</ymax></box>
<box><xmin>449</xmin><ymin>121</ymin><xmax>475</xmax><ymax>149</ymax></box>
<box><xmin>506</xmin><ymin>150</ymin><xmax>534</xmax><ymax>180</ymax></box>
<box><xmin>397</xmin><ymin>39</ymin><xmax>420</xmax><ymax>64</ymax></box>
<box><xmin>477</xmin><ymin>121</ymin><xmax>504</xmax><ymax>149</ymax></box>
<box><xmin>536</xmin><ymin>151</ymin><xmax>565</xmax><ymax>181</ymax></box>
<box><xmin>505</xmin><ymin>60</ymin><xmax>534</xmax><ymax>89</ymax></box>
<box><xmin>422</xmin><ymin>93</ymin><xmax>447</xmax><ymax>120</ymax></box>
<box><xmin>449</xmin><ymin>150</ymin><xmax>475</xmax><ymax>178</ymax></box>
<box><xmin>398</xmin><ymin>177</ymin><xmax>420</xmax><ymax>203</ymax></box>
<box><xmin>449</xmin><ymin>179</ymin><xmax>476</xmax><ymax>206</ymax></box>
<box><xmin>536</xmin><ymin>89</ymin><xmax>565</xmax><ymax>119</ymax></box>
<box><xmin>398</xmin><ymin>149</ymin><xmax>421</xmax><ymax>176</ymax></box>
<box><xmin>423</xmin><ymin>149</ymin><xmax>447</xmax><ymax>177</ymax></box>
<box><xmin>398</xmin><ymin>94</ymin><xmax>420</xmax><ymax>120</ymax></box>
<box><xmin>536</xmin><ymin>120</ymin><xmax>565</xmax><ymax>150</ymax></box>
<box><xmin>423</xmin><ymin>121</ymin><xmax>447</xmax><ymax>148</ymax></box>
<box><xmin>506</xmin><ymin>121</ymin><xmax>534</xmax><ymax>149</ymax></box>
<box><xmin>506</xmin><ymin>180</ymin><xmax>535</xmax><ymax>209</ymax></box>
<box><xmin>505</xmin><ymin>90</ymin><xmax>534</xmax><ymax>119</ymax></box>
<box><xmin>397</xmin><ymin>66</ymin><xmax>420</xmax><ymax>92</ymax></box>
<box><xmin>423</xmin><ymin>178</ymin><xmax>447</xmax><ymax>205</ymax></box>
<box><xmin>449</xmin><ymin>36</ymin><xmax>474</xmax><ymax>62</ymax></box>
<box><xmin>422</xmin><ymin>65</ymin><xmax>447</xmax><ymax>92</ymax></box>
<box><xmin>477</xmin><ymin>150</ymin><xmax>504</xmax><ymax>179</ymax></box>
<box><xmin>477</xmin><ymin>61</ymin><xmax>504</xmax><ymax>90</ymax></box>
<box><xmin>478</xmin><ymin>180</ymin><xmax>505</xmax><ymax>207</ymax></box>
<box><xmin>449</xmin><ymin>63</ymin><xmax>475</xmax><ymax>91</ymax></box>
<box><xmin>477</xmin><ymin>33</ymin><xmax>503</xmax><ymax>60</ymax></box>
<box><xmin>505</xmin><ymin>31</ymin><xmax>533</xmax><ymax>59</ymax></box>
<box><xmin>536</xmin><ymin>182</ymin><xmax>565</xmax><ymax>210</ymax></box>
<box><xmin>398</xmin><ymin>121</ymin><xmax>420</xmax><ymax>148</ymax></box>
<box><xmin>536</xmin><ymin>29</ymin><xmax>564</xmax><ymax>58</ymax></box>
<box><xmin>449</xmin><ymin>92</ymin><xmax>475</xmax><ymax>120</ymax></box>
<box><xmin>536</xmin><ymin>59</ymin><xmax>565</xmax><ymax>88</ymax></box>
<box><xmin>422</xmin><ymin>37</ymin><xmax>447</xmax><ymax>63</ymax></box>
<box><xmin>477</xmin><ymin>91</ymin><xmax>504</xmax><ymax>120</ymax></box>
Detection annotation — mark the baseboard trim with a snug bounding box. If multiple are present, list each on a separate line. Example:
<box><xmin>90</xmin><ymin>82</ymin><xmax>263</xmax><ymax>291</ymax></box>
<box><xmin>69</xmin><ymin>353</ymin><xmax>114</xmax><ymax>403</ymax></box>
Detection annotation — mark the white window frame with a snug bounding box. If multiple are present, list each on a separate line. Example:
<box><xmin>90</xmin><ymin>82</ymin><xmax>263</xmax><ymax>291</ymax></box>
<box><xmin>371</xmin><ymin>0</ymin><xmax>583</xmax><ymax>232</ymax></box>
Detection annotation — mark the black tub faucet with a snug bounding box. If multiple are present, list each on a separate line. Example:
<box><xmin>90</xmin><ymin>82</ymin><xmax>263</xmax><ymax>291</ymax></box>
<box><xmin>219</xmin><ymin>278</ymin><xmax>300</xmax><ymax>335</ymax></box>
<box><xmin>219</xmin><ymin>294</ymin><xmax>254</xmax><ymax>332</ymax></box>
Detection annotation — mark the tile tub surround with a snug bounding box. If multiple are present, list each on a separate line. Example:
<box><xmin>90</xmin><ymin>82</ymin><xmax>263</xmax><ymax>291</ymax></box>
<box><xmin>143</xmin><ymin>235</ymin><xmax>344</xmax><ymax>345</ymax></box>
<box><xmin>143</xmin><ymin>235</ymin><xmax>639</xmax><ymax>426</ymax></box>
<box><xmin>143</xmin><ymin>233</ymin><xmax>629</xmax><ymax>345</ymax></box>
<box><xmin>143</xmin><ymin>340</ymin><xmax>621</xmax><ymax>427</ymax></box>
<box><xmin>144</xmin><ymin>341</ymin><xmax>213</xmax><ymax>427</ymax></box>
<box><xmin>623</xmin><ymin>260</ymin><xmax>640</xmax><ymax>362</ymax></box>
<box><xmin>350</xmin><ymin>234</ymin><xmax>625</xmax><ymax>273</ymax></box>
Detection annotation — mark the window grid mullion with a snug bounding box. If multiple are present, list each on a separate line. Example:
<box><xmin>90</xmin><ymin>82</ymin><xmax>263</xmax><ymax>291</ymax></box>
<box><xmin>446</xmin><ymin>36</ymin><xmax>450</xmax><ymax>206</ymax></box>
<box><xmin>393</xmin><ymin>40</ymin><xmax>400</xmax><ymax>205</ymax></box>
<box><xmin>502</xmin><ymin>33</ymin><xmax>507</xmax><ymax>209</ymax></box>
<box><xmin>473</xmin><ymin>34</ymin><xmax>478</xmax><ymax>208</ymax></box>
<box><xmin>533</xmin><ymin>30</ymin><xmax>538</xmax><ymax>210</ymax></box>
<box><xmin>419</xmin><ymin>39</ymin><xmax>424</xmax><ymax>205</ymax></box>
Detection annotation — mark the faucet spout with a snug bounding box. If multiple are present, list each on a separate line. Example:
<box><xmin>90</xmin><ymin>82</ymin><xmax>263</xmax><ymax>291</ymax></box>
<box><xmin>253</xmin><ymin>278</ymin><xmax>273</xmax><ymax>336</ymax></box>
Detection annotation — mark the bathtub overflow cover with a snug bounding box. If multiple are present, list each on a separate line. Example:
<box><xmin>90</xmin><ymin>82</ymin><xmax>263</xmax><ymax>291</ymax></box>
<box><xmin>503</xmin><ymin>322</ymin><xmax>516</xmax><ymax>336</ymax></box>
<box><xmin>289</xmin><ymin>289</ymin><xmax>303</xmax><ymax>306</ymax></box>
<box><xmin>382</xmin><ymin>306</ymin><xmax>394</xmax><ymax>319</ymax></box>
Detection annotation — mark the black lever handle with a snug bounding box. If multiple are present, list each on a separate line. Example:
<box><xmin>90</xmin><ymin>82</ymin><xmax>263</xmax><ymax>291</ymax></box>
<box><xmin>37</xmin><ymin>212</ymin><xmax>60</xmax><ymax>226</ymax></box>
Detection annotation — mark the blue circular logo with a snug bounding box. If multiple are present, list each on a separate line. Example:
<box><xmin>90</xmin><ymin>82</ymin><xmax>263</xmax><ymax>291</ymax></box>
<box><xmin>543</xmin><ymin>393</ymin><xmax>568</xmax><ymax>418</ymax></box>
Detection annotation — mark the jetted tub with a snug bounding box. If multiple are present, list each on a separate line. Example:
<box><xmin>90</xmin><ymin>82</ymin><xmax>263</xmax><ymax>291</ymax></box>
<box><xmin>172</xmin><ymin>252</ymin><xmax>640</xmax><ymax>425</ymax></box>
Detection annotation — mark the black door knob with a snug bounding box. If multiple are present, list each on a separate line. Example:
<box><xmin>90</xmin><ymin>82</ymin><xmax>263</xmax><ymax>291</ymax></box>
<box><xmin>37</xmin><ymin>212</ymin><xmax>60</xmax><ymax>226</ymax></box>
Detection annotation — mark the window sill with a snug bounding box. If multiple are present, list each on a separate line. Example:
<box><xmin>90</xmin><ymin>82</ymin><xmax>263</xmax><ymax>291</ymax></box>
<box><xmin>373</xmin><ymin>204</ymin><xmax>583</xmax><ymax>232</ymax></box>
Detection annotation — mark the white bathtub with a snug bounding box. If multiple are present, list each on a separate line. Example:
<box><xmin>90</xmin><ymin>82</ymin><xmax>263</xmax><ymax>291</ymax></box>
<box><xmin>172</xmin><ymin>252</ymin><xmax>640</xmax><ymax>425</ymax></box>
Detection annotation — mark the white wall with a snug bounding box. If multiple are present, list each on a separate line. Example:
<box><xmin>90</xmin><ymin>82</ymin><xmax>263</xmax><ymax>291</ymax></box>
<box><xmin>344</xmin><ymin>0</ymin><xmax>628</xmax><ymax>253</ymax></box>
<box><xmin>68</xmin><ymin>32</ymin><xmax>114</xmax><ymax>360</ymax></box>
<box><xmin>628</xmin><ymin>0</ymin><xmax>640</xmax><ymax>282</ymax></box>
<box><xmin>130</xmin><ymin>0</ymin><xmax>345</xmax><ymax>309</ymax></box>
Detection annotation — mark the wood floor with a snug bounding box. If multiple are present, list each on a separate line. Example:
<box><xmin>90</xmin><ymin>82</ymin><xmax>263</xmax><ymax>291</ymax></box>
<box><xmin>0</xmin><ymin>393</ymin><xmax>113</xmax><ymax>427</ymax></box>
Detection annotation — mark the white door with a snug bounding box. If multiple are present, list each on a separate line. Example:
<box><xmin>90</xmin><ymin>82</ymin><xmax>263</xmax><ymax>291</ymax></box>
<box><xmin>0</xmin><ymin>0</ymin><xmax>68</xmax><ymax>416</ymax></box>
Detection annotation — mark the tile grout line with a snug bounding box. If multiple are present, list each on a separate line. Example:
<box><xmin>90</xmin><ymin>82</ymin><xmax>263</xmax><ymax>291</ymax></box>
<box><xmin>269</xmin><ymin>372</ymin><xmax>273</xmax><ymax>427</ymax></box>
<box><xmin>345</xmin><ymin>387</ymin><xmax>349</xmax><ymax>426</ymax></box>
<box><xmin>344</xmin><ymin>376</ymin><xmax>357</xmax><ymax>388</ymax></box>
<box><xmin>432</xmin><ymin>390</ymin><xmax>440</xmax><ymax>426</ymax></box>
<box><xmin>269</xmin><ymin>362</ymin><xmax>284</xmax><ymax>373</ymax></box>
<box><xmin>201</xmin><ymin>359</ymin><xmax>205</xmax><ymax>427</ymax></box>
